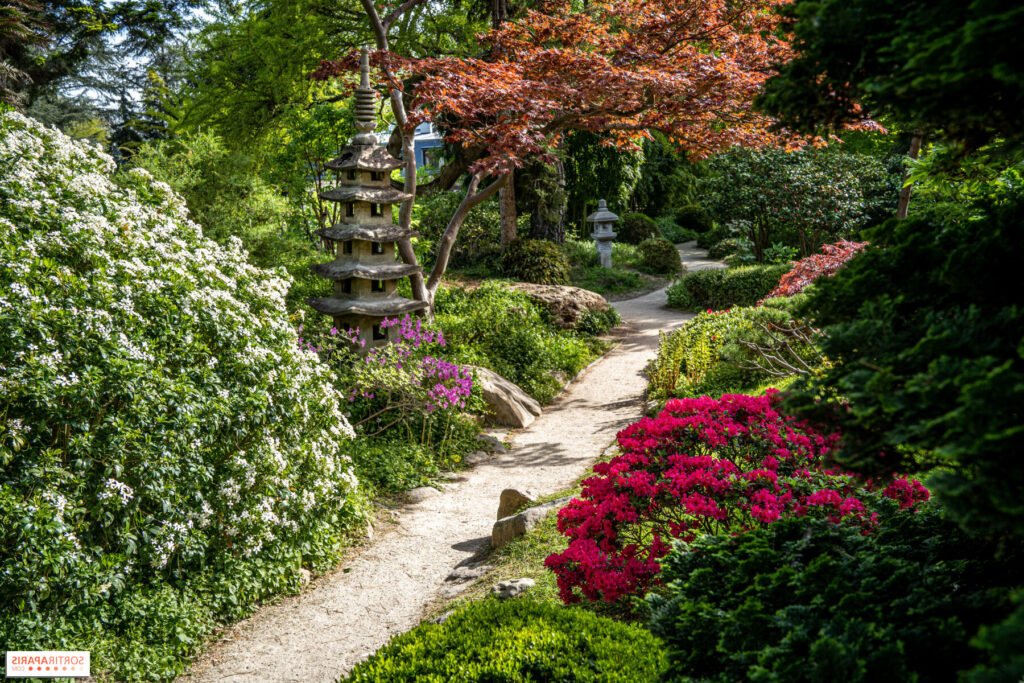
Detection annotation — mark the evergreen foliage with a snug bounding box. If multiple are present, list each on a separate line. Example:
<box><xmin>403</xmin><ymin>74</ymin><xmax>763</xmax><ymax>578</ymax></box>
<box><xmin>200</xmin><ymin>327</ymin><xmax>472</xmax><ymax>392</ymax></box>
<box><xmin>636</xmin><ymin>237</ymin><xmax>683</xmax><ymax>276</ymax></box>
<box><xmin>649</xmin><ymin>507</ymin><xmax>1024</xmax><ymax>682</ymax></box>
<box><xmin>785</xmin><ymin>194</ymin><xmax>1024</xmax><ymax>537</ymax></box>
<box><xmin>500</xmin><ymin>238</ymin><xmax>571</xmax><ymax>285</ymax></box>
<box><xmin>615</xmin><ymin>212</ymin><xmax>660</xmax><ymax>245</ymax></box>
<box><xmin>758</xmin><ymin>0</ymin><xmax>1024</xmax><ymax>149</ymax></box>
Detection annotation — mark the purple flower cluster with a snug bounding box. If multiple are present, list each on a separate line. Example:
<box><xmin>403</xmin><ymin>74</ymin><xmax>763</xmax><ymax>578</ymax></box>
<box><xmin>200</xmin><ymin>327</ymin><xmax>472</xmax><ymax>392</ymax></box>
<box><xmin>420</xmin><ymin>356</ymin><xmax>473</xmax><ymax>412</ymax></box>
<box><xmin>299</xmin><ymin>314</ymin><xmax>473</xmax><ymax>416</ymax></box>
<box><xmin>380</xmin><ymin>315</ymin><xmax>445</xmax><ymax>348</ymax></box>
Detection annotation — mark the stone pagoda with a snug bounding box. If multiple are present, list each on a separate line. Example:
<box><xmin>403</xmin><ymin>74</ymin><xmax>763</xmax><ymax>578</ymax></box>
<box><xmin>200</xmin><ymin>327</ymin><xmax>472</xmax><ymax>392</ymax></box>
<box><xmin>309</xmin><ymin>48</ymin><xmax>426</xmax><ymax>349</ymax></box>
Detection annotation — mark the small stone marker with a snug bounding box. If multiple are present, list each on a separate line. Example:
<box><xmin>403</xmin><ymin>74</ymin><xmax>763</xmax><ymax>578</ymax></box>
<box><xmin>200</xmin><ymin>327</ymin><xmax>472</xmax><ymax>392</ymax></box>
<box><xmin>493</xmin><ymin>578</ymin><xmax>535</xmax><ymax>600</ymax></box>
<box><xmin>491</xmin><ymin>496</ymin><xmax>573</xmax><ymax>549</ymax></box>
<box><xmin>497</xmin><ymin>488</ymin><xmax>537</xmax><ymax>519</ymax></box>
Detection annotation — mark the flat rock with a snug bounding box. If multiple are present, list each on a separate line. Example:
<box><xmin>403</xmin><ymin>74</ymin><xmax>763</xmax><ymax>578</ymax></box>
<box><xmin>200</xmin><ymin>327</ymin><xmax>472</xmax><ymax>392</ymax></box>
<box><xmin>477</xmin><ymin>434</ymin><xmax>507</xmax><ymax>453</ymax></box>
<box><xmin>463</xmin><ymin>450</ymin><xmax>491</xmax><ymax>467</ymax></box>
<box><xmin>493</xmin><ymin>578</ymin><xmax>536</xmax><ymax>600</ymax></box>
<box><xmin>510</xmin><ymin>283</ymin><xmax>610</xmax><ymax>329</ymax></box>
<box><xmin>446</xmin><ymin>563</ymin><xmax>493</xmax><ymax>583</ymax></box>
<box><xmin>471</xmin><ymin>366</ymin><xmax>542</xmax><ymax>429</ymax></box>
<box><xmin>497</xmin><ymin>488</ymin><xmax>537</xmax><ymax>519</ymax></box>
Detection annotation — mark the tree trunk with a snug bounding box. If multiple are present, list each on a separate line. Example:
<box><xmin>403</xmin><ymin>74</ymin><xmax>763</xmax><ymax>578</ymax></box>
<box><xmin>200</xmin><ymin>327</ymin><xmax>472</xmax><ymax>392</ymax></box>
<box><xmin>896</xmin><ymin>130</ymin><xmax>925</xmax><ymax>220</ymax></box>
<box><xmin>491</xmin><ymin>0</ymin><xmax>508</xmax><ymax>28</ymax></box>
<box><xmin>500</xmin><ymin>168</ymin><xmax>517</xmax><ymax>246</ymax></box>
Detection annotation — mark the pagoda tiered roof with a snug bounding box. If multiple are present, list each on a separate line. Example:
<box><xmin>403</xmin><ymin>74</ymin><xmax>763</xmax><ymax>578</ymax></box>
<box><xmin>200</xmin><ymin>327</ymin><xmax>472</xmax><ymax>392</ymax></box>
<box><xmin>325</xmin><ymin>146</ymin><xmax>404</xmax><ymax>172</ymax></box>
<box><xmin>318</xmin><ymin>224</ymin><xmax>416</xmax><ymax>242</ymax></box>
<box><xmin>318</xmin><ymin>186</ymin><xmax>413</xmax><ymax>204</ymax></box>
<box><xmin>309</xmin><ymin>296</ymin><xmax>427</xmax><ymax>317</ymax></box>
<box><xmin>311</xmin><ymin>261</ymin><xmax>421</xmax><ymax>281</ymax></box>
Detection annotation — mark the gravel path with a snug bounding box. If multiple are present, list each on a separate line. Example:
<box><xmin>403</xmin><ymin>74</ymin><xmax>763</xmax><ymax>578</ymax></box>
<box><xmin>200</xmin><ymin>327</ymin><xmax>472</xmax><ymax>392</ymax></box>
<box><xmin>180</xmin><ymin>242</ymin><xmax>722</xmax><ymax>683</ymax></box>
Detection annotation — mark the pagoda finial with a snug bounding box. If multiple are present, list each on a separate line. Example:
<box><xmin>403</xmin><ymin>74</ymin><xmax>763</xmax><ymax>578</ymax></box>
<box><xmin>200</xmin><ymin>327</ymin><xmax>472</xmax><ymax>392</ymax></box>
<box><xmin>353</xmin><ymin>46</ymin><xmax>378</xmax><ymax>145</ymax></box>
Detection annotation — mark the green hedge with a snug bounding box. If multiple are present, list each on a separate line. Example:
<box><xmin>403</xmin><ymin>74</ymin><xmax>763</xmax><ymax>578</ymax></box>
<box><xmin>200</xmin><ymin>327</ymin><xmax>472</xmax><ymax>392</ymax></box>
<box><xmin>646</xmin><ymin>297</ymin><xmax>814</xmax><ymax>400</ymax></box>
<box><xmin>666</xmin><ymin>264</ymin><xmax>788</xmax><ymax>311</ymax></box>
<box><xmin>673</xmin><ymin>204</ymin><xmax>713</xmax><ymax>233</ymax></box>
<box><xmin>656</xmin><ymin>216</ymin><xmax>700</xmax><ymax>244</ymax></box>
<box><xmin>346</xmin><ymin>599</ymin><xmax>667</xmax><ymax>682</ymax></box>
<box><xmin>649</xmin><ymin>506</ymin><xmax>1024</xmax><ymax>683</ymax></box>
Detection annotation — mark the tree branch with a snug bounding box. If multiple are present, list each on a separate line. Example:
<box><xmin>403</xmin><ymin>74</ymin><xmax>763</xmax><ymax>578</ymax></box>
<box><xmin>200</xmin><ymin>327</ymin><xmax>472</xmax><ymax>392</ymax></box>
<box><xmin>426</xmin><ymin>173</ymin><xmax>507</xmax><ymax>293</ymax></box>
<box><xmin>383</xmin><ymin>0</ymin><xmax>431</xmax><ymax>31</ymax></box>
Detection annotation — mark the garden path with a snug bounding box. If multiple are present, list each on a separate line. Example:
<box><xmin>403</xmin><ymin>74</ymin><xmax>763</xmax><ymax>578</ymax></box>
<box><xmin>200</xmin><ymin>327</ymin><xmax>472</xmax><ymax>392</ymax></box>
<box><xmin>180</xmin><ymin>242</ymin><xmax>723</xmax><ymax>683</ymax></box>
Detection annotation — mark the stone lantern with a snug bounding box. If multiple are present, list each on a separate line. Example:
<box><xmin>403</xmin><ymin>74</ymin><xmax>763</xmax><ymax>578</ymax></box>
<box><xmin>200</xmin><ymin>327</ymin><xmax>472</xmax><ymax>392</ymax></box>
<box><xmin>587</xmin><ymin>198</ymin><xmax>619</xmax><ymax>269</ymax></box>
<box><xmin>308</xmin><ymin>47</ymin><xmax>427</xmax><ymax>350</ymax></box>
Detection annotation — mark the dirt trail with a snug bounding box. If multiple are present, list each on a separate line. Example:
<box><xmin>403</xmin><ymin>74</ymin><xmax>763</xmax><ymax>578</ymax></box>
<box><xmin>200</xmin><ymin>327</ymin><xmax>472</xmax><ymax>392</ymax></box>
<box><xmin>180</xmin><ymin>242</ymin><xmax>723</xmax><ymax>683</ymax></box>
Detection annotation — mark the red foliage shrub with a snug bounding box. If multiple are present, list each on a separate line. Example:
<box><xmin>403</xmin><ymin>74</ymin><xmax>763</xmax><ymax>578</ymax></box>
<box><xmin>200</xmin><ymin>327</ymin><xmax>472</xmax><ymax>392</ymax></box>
<box><xmin>764</xmin><ymin>240</ymin><xmax>868</xmax><ymax>300</ymax></box>
<box><xmin>544</xmin><ymin>392</ymin><xmax>926</xmax><ymax>604</ymax></box>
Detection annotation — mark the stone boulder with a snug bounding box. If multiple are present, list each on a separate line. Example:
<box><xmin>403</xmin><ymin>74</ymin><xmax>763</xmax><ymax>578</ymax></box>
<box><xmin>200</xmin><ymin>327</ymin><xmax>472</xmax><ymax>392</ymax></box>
<box><xmin>471</xmin><ymin>366</ymin><xmax>542</xmax><ymax>429</ymax></box>
<box><xmin>510</xmin><ymin>283</ymin><xmax>610</xmax><ymax>329</ymax></box>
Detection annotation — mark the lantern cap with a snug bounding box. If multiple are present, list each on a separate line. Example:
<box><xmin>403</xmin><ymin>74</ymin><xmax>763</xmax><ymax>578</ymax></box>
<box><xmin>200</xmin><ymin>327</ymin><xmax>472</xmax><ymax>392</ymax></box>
<box><xmin>586</xmin><ymin>198</ymin><xmax>619</xmax><ymax>224</ymax></box>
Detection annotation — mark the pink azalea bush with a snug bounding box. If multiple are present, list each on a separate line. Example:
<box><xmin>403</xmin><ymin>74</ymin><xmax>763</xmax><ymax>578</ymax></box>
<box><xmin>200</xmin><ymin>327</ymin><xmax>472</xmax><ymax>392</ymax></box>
<box><xmin>301</xmin><ymin>314</ymin><xmax>474</xmax><ymax>429</ymax></box>
<box><xmin>545</xmin><ymin>391</ymin><xmax>928</xmax><ymax>603</ymax></box>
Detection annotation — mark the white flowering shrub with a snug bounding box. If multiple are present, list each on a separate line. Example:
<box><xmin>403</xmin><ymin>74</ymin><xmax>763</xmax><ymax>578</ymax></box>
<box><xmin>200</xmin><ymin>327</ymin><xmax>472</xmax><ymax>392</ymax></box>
<box><xmin>0</xmin><ymin>112</ymin><xmax>364</xmax><ymax>680</ymax></box>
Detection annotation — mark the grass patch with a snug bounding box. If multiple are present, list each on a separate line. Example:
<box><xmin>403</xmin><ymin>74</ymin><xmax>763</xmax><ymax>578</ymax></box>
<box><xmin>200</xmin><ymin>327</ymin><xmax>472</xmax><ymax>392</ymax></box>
<box><xmin>425</xmin><ymin>445</ymin><xmax>632</xmax><ymax>622</ymax></box>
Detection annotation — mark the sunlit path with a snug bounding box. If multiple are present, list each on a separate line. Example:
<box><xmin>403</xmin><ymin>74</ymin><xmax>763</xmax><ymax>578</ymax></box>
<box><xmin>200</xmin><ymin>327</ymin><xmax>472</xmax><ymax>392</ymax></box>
<box><xmin>180</xmin><ymin>243</ymin><xmax>723</xmax><ymax>683</ymax></box>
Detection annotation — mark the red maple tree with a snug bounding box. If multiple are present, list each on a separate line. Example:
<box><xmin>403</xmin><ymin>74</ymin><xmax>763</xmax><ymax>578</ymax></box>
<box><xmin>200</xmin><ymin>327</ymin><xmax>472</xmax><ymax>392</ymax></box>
<box><xmin>763</xmin><ymin>240</ymin><xmax>868</xmax><ymax>300</ymax></box>
<box><xmin>315</xmin><ymin>0</ymin><xmax>793</xmax><ymax>307</ymax></box>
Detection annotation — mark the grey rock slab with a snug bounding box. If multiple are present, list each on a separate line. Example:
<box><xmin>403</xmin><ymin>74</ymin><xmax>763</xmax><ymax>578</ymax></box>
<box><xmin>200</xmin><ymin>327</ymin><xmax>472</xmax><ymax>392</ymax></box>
<box><xmin>463</xmin><ymin>450</ymin><xmax>491</xmax><ymax>467</ymax></box>
<box><xmin>509</xmin><ymin>283</ymin><xmax>610</xmax><ymax>329</ymax></box>
<box><xmin>477</xmin><ymin>434</ymin><xmax>507</xmax><ymax>453</ymax></box>
<box><xmin>493</xmin><ymin>578</ymin><xmax>536</xmax><ymax>600</ymax></box>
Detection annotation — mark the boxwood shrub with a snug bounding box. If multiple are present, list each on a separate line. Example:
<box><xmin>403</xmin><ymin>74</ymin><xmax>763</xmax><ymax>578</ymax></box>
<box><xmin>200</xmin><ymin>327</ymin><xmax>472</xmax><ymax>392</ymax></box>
<box><xmin>0</xmin><ymin>112</ymin><xmax>364</xmax><ymax>680</ymax></box>
<box><xmin>666</xmin><ymin>264</ymin><xmax>789</xmax><ymax>310</ymax></box>
<box><xmin>500</xmin><ymin>238</ymin><xmax>571</xmax><ymax>285</ymax></box>
<box><xmin>637</xmin><ymin>237</ymin><xmax>683</xmax><ymax>276</ymax></box>
<box><xmin>345</xmin><ymin>599</ymin><xmax>667</xmax><ymax>682</ymax></box>
<box><xmin>617</xmin><ymin>212</ymin><xmax>660</xmax><ymax>244</ymax></box>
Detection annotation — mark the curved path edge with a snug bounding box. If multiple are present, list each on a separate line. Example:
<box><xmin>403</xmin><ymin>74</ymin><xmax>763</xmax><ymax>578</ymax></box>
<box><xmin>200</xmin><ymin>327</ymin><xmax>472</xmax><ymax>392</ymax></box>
<box><xmin>180</xmin><ymin>242</ymin><xmax>723</xmax><ymax>683</ymax></box>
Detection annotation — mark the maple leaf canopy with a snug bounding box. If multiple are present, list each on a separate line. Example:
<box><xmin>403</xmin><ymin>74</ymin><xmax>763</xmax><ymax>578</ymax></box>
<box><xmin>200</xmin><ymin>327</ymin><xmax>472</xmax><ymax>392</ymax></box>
<box><xmin>315</xmin><ymin>0</ymin><xmax>793</xmax><ymax>174</ymax></box>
